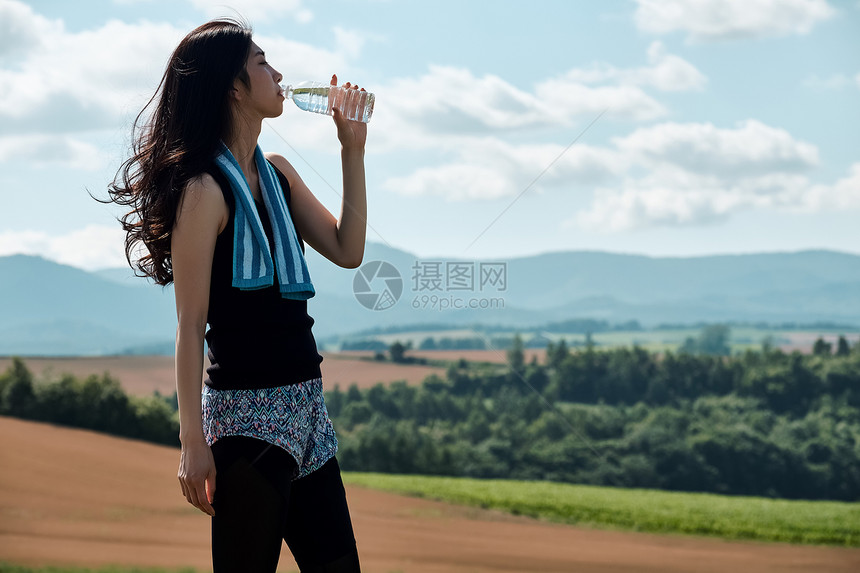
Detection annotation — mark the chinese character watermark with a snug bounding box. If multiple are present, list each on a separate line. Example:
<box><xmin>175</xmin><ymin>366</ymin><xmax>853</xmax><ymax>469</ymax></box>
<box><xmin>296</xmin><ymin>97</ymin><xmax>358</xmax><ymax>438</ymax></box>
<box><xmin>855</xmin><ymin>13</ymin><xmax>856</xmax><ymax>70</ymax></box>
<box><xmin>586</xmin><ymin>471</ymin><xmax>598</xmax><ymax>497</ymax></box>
<box><xmin>354</xmin><ymin>259</ymin><xmax>507</xmax><ymax>311</ymax></box>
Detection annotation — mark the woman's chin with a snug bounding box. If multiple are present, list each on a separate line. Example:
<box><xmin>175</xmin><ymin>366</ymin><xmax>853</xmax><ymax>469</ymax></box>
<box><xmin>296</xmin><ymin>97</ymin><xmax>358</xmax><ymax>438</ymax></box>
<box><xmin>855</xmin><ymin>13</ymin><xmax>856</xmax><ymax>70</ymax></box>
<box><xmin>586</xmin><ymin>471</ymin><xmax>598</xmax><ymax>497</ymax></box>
<box><xmin>268</xmin><ymin>104</ymin><xmax>285</xmax><ymax>119</ymax></box>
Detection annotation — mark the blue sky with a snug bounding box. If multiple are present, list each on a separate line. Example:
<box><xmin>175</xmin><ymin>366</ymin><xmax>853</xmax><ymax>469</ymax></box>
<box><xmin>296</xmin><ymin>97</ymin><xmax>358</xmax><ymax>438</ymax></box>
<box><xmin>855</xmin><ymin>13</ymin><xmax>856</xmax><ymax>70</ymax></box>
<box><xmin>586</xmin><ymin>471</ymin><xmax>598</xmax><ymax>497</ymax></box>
<box><xmin>0</xmin><ymin>0</ymin><xmax>858</xmax><ymax>270</ymax></box>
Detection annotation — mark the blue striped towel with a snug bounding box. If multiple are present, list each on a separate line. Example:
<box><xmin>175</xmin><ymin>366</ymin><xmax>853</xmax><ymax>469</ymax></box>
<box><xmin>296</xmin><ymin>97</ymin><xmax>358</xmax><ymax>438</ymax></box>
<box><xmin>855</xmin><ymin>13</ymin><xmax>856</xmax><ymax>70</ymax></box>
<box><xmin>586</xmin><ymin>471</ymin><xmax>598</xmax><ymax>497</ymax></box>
<box><xmin>213</xmin><ymin>142</ymin><xmax>315</xmax><ymax>300</ymax></box>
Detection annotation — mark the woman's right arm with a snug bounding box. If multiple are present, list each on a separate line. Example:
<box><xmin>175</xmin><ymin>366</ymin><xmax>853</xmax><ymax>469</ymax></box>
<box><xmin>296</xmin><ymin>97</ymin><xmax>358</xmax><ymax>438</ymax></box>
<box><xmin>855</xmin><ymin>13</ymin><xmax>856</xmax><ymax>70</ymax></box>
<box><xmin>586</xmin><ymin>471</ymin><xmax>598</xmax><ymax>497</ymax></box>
<box><xmin>171</xmin><ymin>173</ymin><xmax>227</xmax><ymax>517</ymax></box>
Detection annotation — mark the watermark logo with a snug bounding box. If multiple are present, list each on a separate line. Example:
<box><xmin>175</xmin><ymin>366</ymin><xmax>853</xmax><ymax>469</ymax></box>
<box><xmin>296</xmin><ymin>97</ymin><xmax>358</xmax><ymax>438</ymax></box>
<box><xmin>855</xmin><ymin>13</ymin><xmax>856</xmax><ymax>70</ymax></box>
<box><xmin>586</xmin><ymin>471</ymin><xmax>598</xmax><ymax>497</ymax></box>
<box><xmin>353</xmin><ymin>260</ymin><xmax>403</xmax><ymax>310</ymax></box>
<box><xmin>411</xmin><ymin>260</ymin><xmax>507</xmax><ymax>311</ymax></box>
<box><xmin>354</xmin><ymin>259</ymin><xmax>507</xmax><ymax>311</ymax></box>
<box><xmin>411</xmin><ymin>260</ymin><xmax>507</xmax><ymax>292</ymax></box>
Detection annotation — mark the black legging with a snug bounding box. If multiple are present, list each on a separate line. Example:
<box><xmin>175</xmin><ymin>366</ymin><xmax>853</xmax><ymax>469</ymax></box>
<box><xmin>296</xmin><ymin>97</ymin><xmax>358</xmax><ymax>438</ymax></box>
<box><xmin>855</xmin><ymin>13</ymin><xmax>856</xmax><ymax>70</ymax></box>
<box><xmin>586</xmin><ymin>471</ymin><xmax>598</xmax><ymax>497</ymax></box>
<box><xmin>210</xmin><ymin>434</ymin><xmax>360</xmax><ymax>572</ymax></box>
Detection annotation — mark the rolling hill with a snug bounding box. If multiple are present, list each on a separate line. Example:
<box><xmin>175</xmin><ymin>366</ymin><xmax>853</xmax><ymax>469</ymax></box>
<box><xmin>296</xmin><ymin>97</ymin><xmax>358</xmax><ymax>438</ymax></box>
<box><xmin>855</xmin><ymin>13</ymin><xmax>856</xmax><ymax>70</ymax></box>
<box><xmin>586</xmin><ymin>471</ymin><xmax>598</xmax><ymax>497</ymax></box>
<box><xmin>1</xmin><ymin>245</ymin><xmax>858</xmax><ymax>355</ymax></box>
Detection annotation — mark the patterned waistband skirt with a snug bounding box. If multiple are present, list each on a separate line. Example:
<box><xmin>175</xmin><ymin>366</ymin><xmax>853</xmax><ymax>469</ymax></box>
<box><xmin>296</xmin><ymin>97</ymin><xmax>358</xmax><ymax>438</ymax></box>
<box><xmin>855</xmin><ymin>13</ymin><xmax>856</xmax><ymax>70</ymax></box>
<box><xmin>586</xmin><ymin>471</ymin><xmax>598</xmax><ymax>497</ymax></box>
<box><xmin>201</xmin><ymin>377</ymin><xmax>338</xmax><ymax>481</ymax></box>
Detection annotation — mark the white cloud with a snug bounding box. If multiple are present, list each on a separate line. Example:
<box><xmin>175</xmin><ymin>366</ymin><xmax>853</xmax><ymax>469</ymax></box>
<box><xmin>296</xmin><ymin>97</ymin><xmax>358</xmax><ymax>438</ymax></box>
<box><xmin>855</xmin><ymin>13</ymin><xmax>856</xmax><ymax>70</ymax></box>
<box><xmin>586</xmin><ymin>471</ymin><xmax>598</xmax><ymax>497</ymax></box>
<box><xmin>187</xmin><ymin>0</ymin><xmax>313</xmax><ymax>23</ymax></box>
<box><xmin>368</xmin><ymin>65</ymin><xmax>666</xmax><ymax>155</ymax></box>
<box><xmin>0</xmin><ymin>134</ymin><xmax>104</xmax><ymax>170</ymax></box>
<box><xmin>570</xmin><ymin>120</ymin><xmax>834</xmax><ymax>232</ymax></box>
<box><xmin>380</xmin><ymin>66</ymin><xmax>556</xmax><ymax>135</ymax></box>
<box><xmin>463</xmin><ymin>139</ymin><xmax>626</xmax><ymax>187</ymax></box>
<box><xmin>533</xmin><ymin>78</ymin><xmax>666</xmax><ymax>122</ymax></box>
<box><xmin>0</xmin><ymin>1</ymin><xmax>357</xmax><ymax>139</ymax></box>
<box><xmin>634</xmin><ymin>0</ymin><xmax>835</xmax><ymax>42</ymax></box>
<box><xmin>562</xmin><ymin>41</ymin><xmax>707</xmax><ymax>92</ymax></box>
<box><xmin>613</xmin><ymin>119</ymin><xmax>819</xmax><ymax>177</ymax></box>
<box><xmin>0</xmin><ymin>225</ymin><xmax>128</xmax><ymax>270</ymax></box>
<box><xmin>0</xmin><ymin>0</ymin><xmax>63</xmax><ymax>57</ymax></box>
<box><xmin>371</xmin><ymin>42</ymin><xmax>710</xmax><ymax>202</ymax></box>
<box><xmin>392</xmin><ymin>118</ymin><xmax>825</xmax><ymax>220</ymax></box>
<box><xmin>382</xmin><ymin>138</ymin><xmax>626</xmax><ymax>201</ymax></box>
<box><xmin>856</xmin><ymin>72</ymin><xmax>860</xmax><ymax>90</ymax></box>
<box><xmin>0</xmin><ymin>15</ymin><xmax>186</xmax><ymax>134</ymax></box>
<box><xmin>367</xmin><ymin>41</ymin><xmax>702</xmax><ymax>155</ymax></box>
<box><xmin>572</xmin><ymin>168</ymin><xmax>811</xmax><ymax>232</ymax></box>
<box><xmin>574</xmin><ymin>183</ymin><xmax>734</xmax><ymax>231</ymax></box>
<box><xmin>384</xmin><ymin>163</ymin><xmax>514</xmax><ymax>201</ymax></box>
<box><xmin>803</xmin><ymin>163</ymin><xmax>860</xmax><ymax>211</ymax></box>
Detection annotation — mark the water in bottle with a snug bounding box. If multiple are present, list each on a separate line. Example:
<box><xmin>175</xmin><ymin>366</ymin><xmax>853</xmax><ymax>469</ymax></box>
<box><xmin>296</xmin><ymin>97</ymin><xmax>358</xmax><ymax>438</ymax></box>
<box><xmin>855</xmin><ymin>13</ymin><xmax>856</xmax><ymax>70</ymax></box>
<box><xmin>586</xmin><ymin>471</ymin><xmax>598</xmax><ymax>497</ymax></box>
<box><xmin>280</xmin><ymin>81</ymin><xmax>375</xmax><ymax>123</ymax></box>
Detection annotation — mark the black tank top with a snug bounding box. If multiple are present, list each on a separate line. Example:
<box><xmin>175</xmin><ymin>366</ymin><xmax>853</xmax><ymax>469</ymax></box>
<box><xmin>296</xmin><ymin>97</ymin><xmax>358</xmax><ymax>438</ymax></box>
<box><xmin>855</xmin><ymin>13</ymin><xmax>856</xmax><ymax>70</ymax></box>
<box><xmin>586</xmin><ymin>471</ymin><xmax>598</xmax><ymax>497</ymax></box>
<box><xmin>202</xmin><ymin>160</ymin><xmax>324</xmax><ymax>390</ymax></box>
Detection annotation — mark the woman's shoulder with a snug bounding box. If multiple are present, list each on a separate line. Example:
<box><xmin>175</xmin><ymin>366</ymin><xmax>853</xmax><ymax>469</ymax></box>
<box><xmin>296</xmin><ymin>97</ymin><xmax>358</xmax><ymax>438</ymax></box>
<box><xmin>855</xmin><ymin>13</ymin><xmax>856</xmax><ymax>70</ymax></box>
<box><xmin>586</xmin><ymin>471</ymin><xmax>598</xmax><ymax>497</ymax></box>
<box><xmin>189</xmin><ymin>166</ymin><xmax>233</xmax><ymax>206</ymax></box>
<box><xmin>263</xmin><ymin>152</ymin><xmax>298</xmax><ymax>181</ymax></box>
<box><xmin>176</xmin><ymin>171</ymin><xmax>230</xmax><ymax>233</ymax></box>
<box><xmin>183</xmin><ymin>171</ymin><xmax>225</xmax><ymax>199</ymax></box>
<box><xmin>263</xmin><ymin>151</ymin><xmax>288</xmax><ymax>166</ymax></box>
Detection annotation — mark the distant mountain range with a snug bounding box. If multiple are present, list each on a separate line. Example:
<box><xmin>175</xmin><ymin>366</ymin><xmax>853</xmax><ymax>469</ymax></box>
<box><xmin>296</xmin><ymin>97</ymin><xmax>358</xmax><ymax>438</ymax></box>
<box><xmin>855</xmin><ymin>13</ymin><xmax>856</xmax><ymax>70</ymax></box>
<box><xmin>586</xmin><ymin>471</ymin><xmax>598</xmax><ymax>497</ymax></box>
<box><xmin>1</xmin><ymin>245</ymin><xmax>859</xmax><ymax>355</ymax></box>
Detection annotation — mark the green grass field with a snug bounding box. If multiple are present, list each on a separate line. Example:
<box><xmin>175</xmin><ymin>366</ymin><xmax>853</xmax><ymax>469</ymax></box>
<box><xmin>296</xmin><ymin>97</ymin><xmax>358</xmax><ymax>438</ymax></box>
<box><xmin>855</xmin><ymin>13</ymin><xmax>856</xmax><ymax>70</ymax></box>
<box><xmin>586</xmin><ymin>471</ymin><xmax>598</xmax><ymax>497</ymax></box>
<box><xmin>341</xmin><ymin>471</ymin><xmax>860</xmax><ymax>547</ymax></box>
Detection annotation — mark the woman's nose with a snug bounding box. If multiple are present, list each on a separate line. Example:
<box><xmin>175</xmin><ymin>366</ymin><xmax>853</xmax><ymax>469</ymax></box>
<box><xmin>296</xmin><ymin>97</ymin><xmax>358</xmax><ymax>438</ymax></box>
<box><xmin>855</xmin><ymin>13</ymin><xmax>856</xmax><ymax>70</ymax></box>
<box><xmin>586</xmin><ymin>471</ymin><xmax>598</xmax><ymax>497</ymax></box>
<box><xmin>273</xmin><ymin>68</ymin><xmax>283</xmax><ymax>84</ymax></box>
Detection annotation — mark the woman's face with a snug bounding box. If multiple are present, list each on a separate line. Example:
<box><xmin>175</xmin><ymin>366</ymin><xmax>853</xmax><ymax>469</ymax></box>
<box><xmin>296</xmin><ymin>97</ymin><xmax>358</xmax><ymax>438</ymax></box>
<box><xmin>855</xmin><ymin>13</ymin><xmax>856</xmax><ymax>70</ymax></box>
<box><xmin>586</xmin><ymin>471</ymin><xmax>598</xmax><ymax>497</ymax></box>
<box><xmin>235</xmin><ymin>40</ymin><xmax>284</xmax><ymax>119</ymax></box>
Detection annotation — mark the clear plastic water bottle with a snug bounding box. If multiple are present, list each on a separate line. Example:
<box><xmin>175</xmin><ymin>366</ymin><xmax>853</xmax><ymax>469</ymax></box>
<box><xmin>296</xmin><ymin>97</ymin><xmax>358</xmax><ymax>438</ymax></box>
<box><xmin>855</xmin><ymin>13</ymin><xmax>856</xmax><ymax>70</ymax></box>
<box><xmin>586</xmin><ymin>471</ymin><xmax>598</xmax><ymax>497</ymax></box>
<box><xmin>280</xmin><ymin>81</ymin><xmax>375</xmax><ymax>123</ymax></box>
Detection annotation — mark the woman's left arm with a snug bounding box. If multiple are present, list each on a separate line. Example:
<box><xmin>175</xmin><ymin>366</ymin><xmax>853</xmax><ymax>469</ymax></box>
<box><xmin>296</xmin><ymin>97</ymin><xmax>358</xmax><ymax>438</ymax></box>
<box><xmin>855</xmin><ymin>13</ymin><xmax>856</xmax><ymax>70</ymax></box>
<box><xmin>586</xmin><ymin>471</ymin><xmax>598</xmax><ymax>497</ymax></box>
<box><xmin>265</xmin><ymin>77</ymin><xmax>367</xmax><ymax>269</ymax></box>
<box><xmin>266</xmin><ymin>146</ymin><xmax>366</xmax><ymax>269</ymax></box>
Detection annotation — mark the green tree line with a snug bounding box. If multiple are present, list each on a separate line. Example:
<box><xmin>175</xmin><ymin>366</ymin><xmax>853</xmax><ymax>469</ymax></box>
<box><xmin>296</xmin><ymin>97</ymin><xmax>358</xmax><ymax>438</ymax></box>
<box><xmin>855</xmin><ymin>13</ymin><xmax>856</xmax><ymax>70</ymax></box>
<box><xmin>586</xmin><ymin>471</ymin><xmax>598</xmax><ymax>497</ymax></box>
<box><xmin>1</xmin><ymin>329</ymin><xmax>858</xmax><ymax>500</ymax></box>
<box><xmin>329</xmin><ymin>332</ymin><xmax>860</xmax><ymax>501</ymax></box>
<box><xmin>0</xmin><ymin>357</ymin><xmax>179</xmax><ymax>446</ymax></box>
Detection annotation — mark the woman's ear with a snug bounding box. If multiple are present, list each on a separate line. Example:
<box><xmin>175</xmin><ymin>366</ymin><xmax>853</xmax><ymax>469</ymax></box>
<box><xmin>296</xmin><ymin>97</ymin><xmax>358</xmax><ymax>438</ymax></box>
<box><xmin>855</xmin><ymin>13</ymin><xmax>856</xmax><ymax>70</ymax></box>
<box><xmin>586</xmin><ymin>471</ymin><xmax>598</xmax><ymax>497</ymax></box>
<box><xmin>230</xmin><ymin>81</ymin><xmax>244</xmax><ymax>102</ymax></box>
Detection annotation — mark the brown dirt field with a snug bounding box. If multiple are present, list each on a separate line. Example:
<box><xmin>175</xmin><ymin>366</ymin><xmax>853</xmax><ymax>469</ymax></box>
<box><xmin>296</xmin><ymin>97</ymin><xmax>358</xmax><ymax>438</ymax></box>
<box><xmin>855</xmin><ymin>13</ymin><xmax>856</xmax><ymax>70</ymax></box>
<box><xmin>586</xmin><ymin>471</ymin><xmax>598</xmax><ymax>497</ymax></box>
<box><xmin>0</xmin><ymin>354</ymin><xmax>447</xmax><ymax>397</ymax></box>
<box><xmin>779</xmin><ymin>332</ymin><xmax>858</xmax><ymax>355</ymax></box>
<box><xmin>318</xmin><ymin>353</ymin><xmax>447</xmax><ymax>390</ymax></box>
<box><xmin>1</xmin><ymin>416</ymin><xmax>858</xmax><ymax>573</ymax></box>
<box><xmin>0</xmin><ymin>355</ymin><xmax>178</xmax><ymax>398</ymax></box>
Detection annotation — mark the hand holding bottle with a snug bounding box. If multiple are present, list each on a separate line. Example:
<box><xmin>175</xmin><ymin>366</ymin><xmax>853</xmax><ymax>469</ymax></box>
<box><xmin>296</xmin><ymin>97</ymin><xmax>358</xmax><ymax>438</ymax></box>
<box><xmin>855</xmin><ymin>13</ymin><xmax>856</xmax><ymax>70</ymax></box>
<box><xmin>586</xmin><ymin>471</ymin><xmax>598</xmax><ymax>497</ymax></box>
<box><xmin>330</xmin><ymin>74</ymin><xmax>368</xmax><ymax>151</ymax></box>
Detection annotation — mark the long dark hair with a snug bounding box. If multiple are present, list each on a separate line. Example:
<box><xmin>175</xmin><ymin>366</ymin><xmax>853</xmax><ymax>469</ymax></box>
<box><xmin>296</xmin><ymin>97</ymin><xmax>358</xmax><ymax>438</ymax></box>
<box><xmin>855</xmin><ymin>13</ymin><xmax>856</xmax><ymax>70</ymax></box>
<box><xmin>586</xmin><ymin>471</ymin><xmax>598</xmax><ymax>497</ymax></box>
<box><xmin>104</xmin><ymin>18</ymin><xmax>253</xmax><ymax>285</ymax></box>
